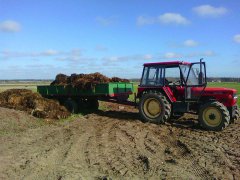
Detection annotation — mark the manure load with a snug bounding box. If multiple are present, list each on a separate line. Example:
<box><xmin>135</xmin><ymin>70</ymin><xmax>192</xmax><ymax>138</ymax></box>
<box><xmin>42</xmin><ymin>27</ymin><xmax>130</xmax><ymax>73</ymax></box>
<box><xmin>50</xmin><ymin>72</ymin><xmax>129</xmax><ymax>90</ymax></box>
<box><xmin>0</xmin><ymin>89</ymin><xmax>70</xmax><ymax>119</ymax></box>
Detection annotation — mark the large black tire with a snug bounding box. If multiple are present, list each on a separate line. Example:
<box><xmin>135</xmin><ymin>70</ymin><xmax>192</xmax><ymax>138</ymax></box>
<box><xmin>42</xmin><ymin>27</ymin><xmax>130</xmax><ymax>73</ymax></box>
<box><xmin>77</xmin><ymin>98</ymin><xmax>99</xmax><ymax>111</ymax></box>
<box><xmin>116</xmin><ymin>94</ymin><xmax>129</xmax><ymax>102</ymax></box>
<box><xmin>64</xmin><ymin>99</ymin><xmax>78</xmax><ymax>113</ymax></box>
<box><xmin>199</xmin><ymin>101</ymin><xmax>230</xmax><ymax>131</ymax></box>
<box><xmin>139</xmin><ymin>92</ymin><xmax>171</xmax><ymax>124</ymax></box>
<box><xmin>230</xmin><ymin>106</ymin><xmax>239</xmax><ymax>123</ymax></box>
<box><xmin>88</xmin><ymin>98</ymin><xmax>99</xmax><ymax>110</ymax></box>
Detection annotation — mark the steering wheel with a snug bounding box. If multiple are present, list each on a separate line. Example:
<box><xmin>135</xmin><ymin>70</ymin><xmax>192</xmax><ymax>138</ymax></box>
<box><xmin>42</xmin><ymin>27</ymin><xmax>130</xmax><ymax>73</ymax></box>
<box><xmin>172</xmin><ymin>80</ymin><xmax>181</xmax><ymax>85</ymax></box>
<box><xmin>164</xmin><ymin>78</ymin><xmax>171</xmax><ymax>85</ymax></box>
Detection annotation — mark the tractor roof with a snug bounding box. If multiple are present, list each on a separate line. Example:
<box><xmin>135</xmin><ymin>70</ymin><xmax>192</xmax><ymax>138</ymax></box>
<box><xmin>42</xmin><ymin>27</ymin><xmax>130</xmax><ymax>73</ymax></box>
<box><xmin>144</xmin><ymin>61</ymin><xmax>191</xmax><ymax>67</ymax></box>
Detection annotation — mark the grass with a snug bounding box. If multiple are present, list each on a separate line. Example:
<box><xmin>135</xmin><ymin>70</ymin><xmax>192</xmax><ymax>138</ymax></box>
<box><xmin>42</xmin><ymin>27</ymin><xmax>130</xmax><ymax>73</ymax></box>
<box><xmin>0</xmin><ymin>81</ymin><xmax>51</xmax><ymax>92</ymax></box>
<box><xmin>0</xmin><ymin>84</ymin><xmax>37</xmax><ymax>92</ymax></box>
<box><xmin>208</xmin><ymin>82</ymin><xmax>240</xmax><ymax>93</ymax></box>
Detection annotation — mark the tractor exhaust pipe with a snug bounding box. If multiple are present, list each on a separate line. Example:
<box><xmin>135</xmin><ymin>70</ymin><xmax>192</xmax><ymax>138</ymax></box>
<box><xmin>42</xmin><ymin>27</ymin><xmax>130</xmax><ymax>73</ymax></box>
<box><xmin>199</xmin><ymin>58</ymin><xmax>204</xmax><ymax>85</ymax></box>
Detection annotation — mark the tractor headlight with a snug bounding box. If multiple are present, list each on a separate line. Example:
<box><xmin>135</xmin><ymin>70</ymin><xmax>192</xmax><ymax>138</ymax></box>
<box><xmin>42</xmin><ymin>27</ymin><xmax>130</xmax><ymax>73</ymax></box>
<box><xmin>233</xmin><ymin>93</ymin><xmax>238</xmax><ymax>99</ymax></box>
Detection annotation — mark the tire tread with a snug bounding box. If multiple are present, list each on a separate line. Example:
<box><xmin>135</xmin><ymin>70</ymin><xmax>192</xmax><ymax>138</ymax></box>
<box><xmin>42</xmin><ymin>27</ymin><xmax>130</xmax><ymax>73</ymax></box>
<box><xmin>139</xmin><ymin>91</ymin><xmax>171</xmax><ymax>124</ymax></box>
<box><xmin>199</xmin><ymin>101</ymin><xmax>230</xmax><ymax>131</ymax></box>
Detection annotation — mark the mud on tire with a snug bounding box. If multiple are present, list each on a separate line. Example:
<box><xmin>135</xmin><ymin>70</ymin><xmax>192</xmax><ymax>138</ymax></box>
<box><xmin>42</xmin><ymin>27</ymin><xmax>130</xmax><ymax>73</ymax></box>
<box><xmin>230</xmin><ymin>106</ymin><xmax>239</xmax><ymax>123</ymax></box>
<box><xmin>139</xmin><ymin>92</ymin><xmax>171</xmax><ymax>124</ymax></box>
<box><xmin>199</xmin><ymin>101</ymin><xmax>230</xmax><ymax>131</ymax></box>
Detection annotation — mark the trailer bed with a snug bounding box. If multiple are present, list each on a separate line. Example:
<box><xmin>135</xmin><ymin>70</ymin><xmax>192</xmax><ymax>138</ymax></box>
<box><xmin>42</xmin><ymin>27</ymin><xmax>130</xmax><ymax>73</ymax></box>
<box><xmin>37</xmin><ymin>82</ymin><xmax>133</xmax><ymax>98</ymax></box>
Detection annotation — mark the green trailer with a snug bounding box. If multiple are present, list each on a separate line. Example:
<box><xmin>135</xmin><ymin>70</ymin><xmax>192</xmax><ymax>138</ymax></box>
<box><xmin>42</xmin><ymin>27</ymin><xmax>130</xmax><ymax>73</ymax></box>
<box><xmin>37</xmin><ymin>82</ymin><xmax>133</xmax><ymax>113</ymax></box>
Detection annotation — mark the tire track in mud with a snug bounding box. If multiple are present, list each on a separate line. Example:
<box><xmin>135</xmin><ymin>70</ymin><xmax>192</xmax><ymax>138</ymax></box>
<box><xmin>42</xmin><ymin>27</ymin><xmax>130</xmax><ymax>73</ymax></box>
<box><xmin>83</xmin><ymin>114</ymin><xmax>167</xmax><ymax>178</ymax></box>
<box><xmin>83</xmin><ymin>114</ymin><xmax>151</xmax><ymax>178</ymax></box>
<box><xmin>1</xmin><ymin>106</ymin><xmax>239</xmax><ymax>179</ymax></box>
<box><xmin>155</xmin><ymin>129</ymin><xmax>213</xmax><ymax>179</ymax></box>
<box><xmin>80</xmin><ymin>113</ymin><xmax>210</xmax><ymax>179</ymax></box>
<box><xmin>17</xmin><ymin>127</ymin><xmax>76</xmax><ymax>179</ymax></box>
<box><xmin>1</xmin><ymin>118</ymin><xmax>87</xmax><ymax>180</ymax></box>
<box><xmin>83</xmin><ymin>116</ymin><xmax>134</xmax><ymax>178</ymax></box>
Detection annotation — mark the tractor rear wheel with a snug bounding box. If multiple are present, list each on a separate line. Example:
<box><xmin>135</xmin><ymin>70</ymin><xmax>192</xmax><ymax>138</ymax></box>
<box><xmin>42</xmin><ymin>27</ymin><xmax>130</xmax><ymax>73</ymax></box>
<box><xmin>139</xmin><ymin>92</ymin><xmax>171</xmax><ymax>124</ymax></box>
<box><xmin>230</xmin><ymin>106</ymin><xmax>239</xmax><ymax>123</ymax></box>
<box><xmin>199</xmin><ymin>101</ymin><xmax>230</xmax><ymax>131</ymax></box>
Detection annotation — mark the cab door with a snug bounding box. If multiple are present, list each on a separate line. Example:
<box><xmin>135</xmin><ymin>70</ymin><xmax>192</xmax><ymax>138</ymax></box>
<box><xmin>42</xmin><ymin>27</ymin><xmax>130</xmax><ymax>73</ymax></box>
<box><xmin>180</xmin><ymin>62</ymin><xmax>207</xmax><ymax>100</ymax></box>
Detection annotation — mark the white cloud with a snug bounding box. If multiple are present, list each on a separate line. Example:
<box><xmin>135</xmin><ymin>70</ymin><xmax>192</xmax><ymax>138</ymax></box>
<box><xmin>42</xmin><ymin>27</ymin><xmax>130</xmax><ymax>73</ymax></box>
<box><xmin>55</xmin><ymin>49</ymin><xmax>91</xmax><ymax>63</ymax></box>
<box><xmin>193</xmin><ymin>5</ymin><xmax>228</xmax><ymax>17</ymax></box>
<box><xmin>41</xmin><ymin>49</ymin><xmax>59</xmax><ymax>56</ymax></box>
<box><xmin>102</xmin><ymin>54</ymin><xmax>154</xmax><ymax>65</ymax></box>
<box><xmin>143</xmin><ymin>54</ymin><xmax>153</xmax><ymax>60</ymax></box>
<box><xmin>96</xmin><ymin>16</ymin><xmax>116</xmax><ymax>26</ymax></box>
<box><xmin>161</xmin><ymin>51</ymin><xmax>215</xmax><ymax>59</ymax></box>
<box><xmin>137</xmin><ymin>16</ymin><xmax>155</xmax><ymax>26</ymax></box>
<box><xmin>1</xmin><ymin>49</ymin><xmax>62</xmax><ymax>58</ymax></box>
<box><xmin>95</xmin><ymin>45</ymin><xmax>108</xmax><ymax>51</ymax></box>
<box><xmin>108</xmin><ymin>56</ymin><xmax>119</xmax><ymax>62</ymax></box>
<box><xmin>233</xmin><ymin>34</ymin><xmax>240</xmax><ymax>43</ymax></box>
<box><xmin>203</xmin><ymin>50</ymin><xmax>215</xmax><ymax>56</ymax></box>
<box><xmin>0</xmin><ymin>20</ymin><xmax>21</xmax><ymax>32</ymax></box>
<box><xmin>137</xmin><ymin>13</ymin><xmax>189</xmax><ymax>26</ymax></box>
<box><xmin>183</xmin><ymin>39</ymin><xmax>199</xmax><ymax>47</ymax></box>
<box><xmin>164</xmin><ymin>52</ymin><xmax>182</xmax><ymax>59</ymax></box>
<box><xmin>158</xmin><ymin>13</ymin><xmax>190</xmax><ymax>25</ymax></box>
<box><xmin>187</xmin><ymin>50</ymin><xmax>215</xmax><ymax>58</ymax></box>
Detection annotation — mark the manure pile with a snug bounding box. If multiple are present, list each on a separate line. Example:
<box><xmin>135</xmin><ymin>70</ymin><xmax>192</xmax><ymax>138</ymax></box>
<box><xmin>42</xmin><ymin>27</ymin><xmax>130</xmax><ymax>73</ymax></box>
<box><xmin>50</xmin><ymin>72</ymin><xmax>130</xmax><ymax>90</ymax></box>
<box><xmin>0</xmin><ymin>73</ymin><xmax>129</xmax><ymax>120</ymax></box>
<box><xmin>0</xmin><ymin>89</ymin><xmax>70</xmax><ymax>119</ymax></box>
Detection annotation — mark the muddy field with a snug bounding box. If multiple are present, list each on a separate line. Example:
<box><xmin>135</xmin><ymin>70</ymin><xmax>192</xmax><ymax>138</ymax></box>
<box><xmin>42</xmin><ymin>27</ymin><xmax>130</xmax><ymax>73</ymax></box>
<box><xmin>0</xmin><ymin>101</ymin><xmax>239</xmax><ymax>179</ymax></box>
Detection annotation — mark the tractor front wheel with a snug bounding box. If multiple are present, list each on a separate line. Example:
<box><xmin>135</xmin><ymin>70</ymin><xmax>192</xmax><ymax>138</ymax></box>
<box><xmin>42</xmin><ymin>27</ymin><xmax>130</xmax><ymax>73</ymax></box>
<box><xmin>139</xmin><ymin>92</ymin><xmax>171</xmax><ymax>124</ymax></box>
<box><xmin>230</xmin><ymin>106</ymin><xmax>239</xmax><ymax>123</ymax></box>
<box><xmin>199</xmin><ymin>101</ymin><xmax>230</xmax><ymax>131</ymax></box>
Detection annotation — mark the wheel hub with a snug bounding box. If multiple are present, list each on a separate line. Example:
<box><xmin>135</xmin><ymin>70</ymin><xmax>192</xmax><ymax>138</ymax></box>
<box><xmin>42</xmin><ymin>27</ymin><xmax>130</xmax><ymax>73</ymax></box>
<box><xmin>209</xmin><ymin>113</ymin><xmax>216</xmax><ymax>120</ymax></box>
<box><xmin>143</xmin><ymin>98</ymin><xmax>161</xmax><ymax>118</ymax></box>
<box><xmin>203</xmin><ymin>107</ymin><xmax>222</xmax><ymax>127</ymax></box>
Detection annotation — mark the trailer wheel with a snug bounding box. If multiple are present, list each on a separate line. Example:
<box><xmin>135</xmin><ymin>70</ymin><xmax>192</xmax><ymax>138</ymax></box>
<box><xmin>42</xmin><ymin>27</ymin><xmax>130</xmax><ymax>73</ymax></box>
<box><xmin>139</xmin><ymin>92</ymin><xmax>171</xmax><ymax>124</ymax></box>
<box><xmin>88</xmin><ymin>98</ymin><xmax>99</xmax><ymax>110</ymax></box>
<box><xmin>117</xmin><ymin>94</ymin><xmax>129</xmax><ymax>102</ymax></box>
<box><xmin>64</xmin><ymin>99</ymin><xmax>78</xmax><ymax>113</ymax></box>
<box><xmin>230</xmin><ymin>106</ymin><xmax>239</xmax><ymax>123</ymax></box>
<box><xmin>199</xmin><ymin>101</ymin><xmax>230</xmax><ymax>131</ymax></box>
<box><xmin>78</xmin><ymin>98</ymin><xmax>99</xmax><ymax>111</ymax></box>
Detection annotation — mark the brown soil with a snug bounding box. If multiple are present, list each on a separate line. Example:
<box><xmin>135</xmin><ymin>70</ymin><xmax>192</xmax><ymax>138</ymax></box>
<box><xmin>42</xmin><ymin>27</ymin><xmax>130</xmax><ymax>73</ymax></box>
<box><xmin>0</xmin><ymin>89</ymin><xmax>70</xmax><ymax>119</ymax></box>
<box><xmin>51</xmin><ymin>72</ymin><xmax>130</xmax><ymax>90</ymax></box>
<box><xmin>0</xmin><ymin>102</ymin><xmax>239</xmax><ymax>179</ymax></box>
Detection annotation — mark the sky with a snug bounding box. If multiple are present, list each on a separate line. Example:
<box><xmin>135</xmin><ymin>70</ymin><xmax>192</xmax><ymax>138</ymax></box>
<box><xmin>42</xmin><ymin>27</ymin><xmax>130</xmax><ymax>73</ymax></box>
<box><xmin>0</xmin><ymin>0</ymin><xmax>240</xmax><ymax>79</ymax></box>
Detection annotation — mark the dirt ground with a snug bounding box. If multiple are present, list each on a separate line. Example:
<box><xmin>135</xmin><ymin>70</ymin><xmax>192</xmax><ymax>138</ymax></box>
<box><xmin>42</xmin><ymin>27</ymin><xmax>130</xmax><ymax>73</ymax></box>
<box><xmin>0</xmin><ymin>101</ymin><xmax>239</xmax><ymax>180</ymax></box>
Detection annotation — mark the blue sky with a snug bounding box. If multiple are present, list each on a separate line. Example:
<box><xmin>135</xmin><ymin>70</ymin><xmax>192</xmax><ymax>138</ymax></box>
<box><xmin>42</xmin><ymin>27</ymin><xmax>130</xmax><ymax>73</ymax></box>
<box><xmin>0</xmin><ymin>0</ymin><xmax>239</xmax><ymax>79</ymax></box>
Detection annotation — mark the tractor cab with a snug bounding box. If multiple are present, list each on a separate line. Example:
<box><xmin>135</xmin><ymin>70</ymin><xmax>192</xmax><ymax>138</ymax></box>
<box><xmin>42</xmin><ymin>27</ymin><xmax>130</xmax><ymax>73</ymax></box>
<box><xmin>137</xmin><ymin>59</ymin><xmax>239</xmax><ymax>131</ymax></box>
<box><xmin>138</xmin><ymin>60</ymin><xmax>207</xmax><ymax>101</ymax></box>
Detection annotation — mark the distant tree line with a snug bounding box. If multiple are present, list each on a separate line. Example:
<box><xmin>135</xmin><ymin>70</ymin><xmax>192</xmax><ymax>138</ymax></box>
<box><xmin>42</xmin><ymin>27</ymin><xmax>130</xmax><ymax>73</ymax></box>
<box><xmin>207</xmin><ymin>77</ymin><xmax>240</xmax><ymax>83</ymax></box>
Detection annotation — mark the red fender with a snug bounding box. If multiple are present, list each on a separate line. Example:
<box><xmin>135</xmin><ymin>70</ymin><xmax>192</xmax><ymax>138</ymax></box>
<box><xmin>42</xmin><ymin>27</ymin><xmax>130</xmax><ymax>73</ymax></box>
<box><xmin>162</xmin><ymin>87</ymin><xmax>177</xmax><ymax>102</ymax></box>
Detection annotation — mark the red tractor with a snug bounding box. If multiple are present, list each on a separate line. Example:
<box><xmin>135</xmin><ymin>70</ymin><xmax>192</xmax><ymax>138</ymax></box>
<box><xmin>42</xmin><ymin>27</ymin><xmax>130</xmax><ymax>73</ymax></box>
<box><xmin>137</xmin><ymin>59</ymin><xmax>239</xmax><ymax>131</ymax></box>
